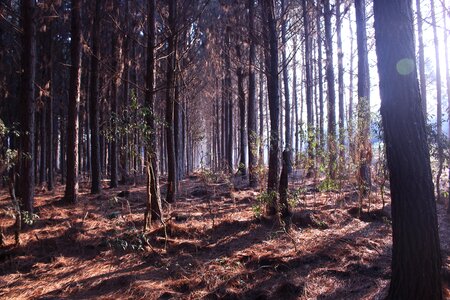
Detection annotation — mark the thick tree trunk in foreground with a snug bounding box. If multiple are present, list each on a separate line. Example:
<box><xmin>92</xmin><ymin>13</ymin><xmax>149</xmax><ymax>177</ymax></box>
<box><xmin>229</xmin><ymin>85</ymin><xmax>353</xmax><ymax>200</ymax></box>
<box><xmin>64</xmin><ymin>0</ymin><xmax>82</xmax><ymax>204</ymax></box>
<box><xmin>262</xmin><ymin>0</ymin><xmax>280</xmax><ymax>215</ymax></box>
<box><xmin>373</xmin><ymin>0</ymin><xmax>443</xmax><ymax>298</ymax></box>
<box><xmin>19</xmin><ymin>0</ymin><xmax>36</xmax><ymax>213</ymax></box>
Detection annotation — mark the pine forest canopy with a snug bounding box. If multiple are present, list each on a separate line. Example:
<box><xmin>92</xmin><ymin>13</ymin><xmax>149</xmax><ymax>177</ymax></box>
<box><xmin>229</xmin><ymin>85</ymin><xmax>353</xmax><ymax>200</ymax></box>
<box><xmin>0</xmin><ymin>0</ymin><xmax>448</xmax><ymax>299</ymax></box>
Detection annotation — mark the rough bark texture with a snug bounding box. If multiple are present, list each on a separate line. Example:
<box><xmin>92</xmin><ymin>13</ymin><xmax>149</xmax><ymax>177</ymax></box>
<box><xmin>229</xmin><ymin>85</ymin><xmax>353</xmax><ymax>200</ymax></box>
<box><xmin>262</xmin><ymin>0</ymin><xmax>280</xmax><ymax>215</ymax></box>
<box><xmin>373</xmin><ymin>0</ymin><xmax>443</xmax><ymax>298</ymax></box>
<box><xmin>324</xmin><ymin>0</ymin><xmax>336</xmax><ymax>179</ymax></box>
<box><xmin>336</xmin><ymin>0</ymin><xmax>345</xmax><ymax>166</ymax></box>
<box><xmin>165</xmin><ymin>0</ymin><xmax>177</xmax><ymax>203</ymax></box>
<box><xmin>144</xmin><ymin>0</ymin><xmax>163</xmax><ymax>224</ymax></box>
<box><xmin>355</xmin><ymin>0</ymin><xmax>371</xmax><ymax>195</ymax></box>
<box><xmin>415</xmin><ymin>0</ymin><xmax>427</xmax><ymax>116</ymax></box>
<box><xmin>303</xmin><ymin>0</ymin><xmax>314</xmax><ymax>177</ymax></box>
<box><xmin>279</xmin><ymin>150</ymin><xmax>291</xmax><ymax>229</ymax></box>
<box><xmin>247</xmin><ymin>0</ymin><xmax>258</xmax><ymax>187</ymax></box>
<box><xmin>64</xmin><ymin>0</ymin><xmax>82</xmax><ymax>204</ymax></box>
<box><xmin>19</xmin><ymin>0</ymin><xmax>36</xmax><ymax>213</ymax></box>
<box><xmin>236</xmin><ymin>45</ymin><xmax>246</xmax><ymax>176</ymax></box>
<box><xmin>89</xmin><ymin>0</ymin><xmax>102</xmax><ymax>194</ymax></box>
<box><xmin>431</xmin><ymin>0</ymin><xmax>443</xmax><ymax>202</ymax></box>
<box><xmin>281</xmin><ymin>0</ymin><xmax>291</xmax><ymax>153</ymax></box>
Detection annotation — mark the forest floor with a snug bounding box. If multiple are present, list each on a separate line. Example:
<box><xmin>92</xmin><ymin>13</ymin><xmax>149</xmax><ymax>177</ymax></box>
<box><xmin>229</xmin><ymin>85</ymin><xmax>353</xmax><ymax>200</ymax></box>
<box><xmin>0</xmin><ymin>172</ymin><xmax>449</xmax><ymax>299</ymax></box>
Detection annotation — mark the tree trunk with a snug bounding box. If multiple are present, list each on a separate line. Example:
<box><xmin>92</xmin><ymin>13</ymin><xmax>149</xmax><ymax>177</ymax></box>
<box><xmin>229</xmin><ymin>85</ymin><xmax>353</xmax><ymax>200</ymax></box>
<box><xmin>262</xmin><ymin>0</ymin><xmax>280</xmax><ymax>215</ymax></box>
<box><xmin>415</xmin><ymin>0</ymin><xmax>427</xmax><ymax>116</ymax></box>
<box><xmin>281</xmin><ymin>0</ymin><xmax>291</xmax><ymax>154</ymax></box>
<box><xmin>64</xmin><ymin>0</ymin><xmax>82</xmax><ymax>204</ymax></box>
<box><xmin>89</xmin><ymin>0</ymin><xmax>102</xmax><ymax>194</ymax></box>
<box><xmin>356</xmin><ymin>0</ymin><xmax>371</xmax><ymax>196</ymax></box>
<box><xmin>316</xmin><ymin>2</ymin><xmax>324</xmax><ymax>152</ymax></box>
<box><xmin>110</xmin><ymin>1</ymin><xmax>123</xmax><ymax>189</ymax></box>
<box><xmin>225</xmin><ymin>27</ymin><xmax>233</xmax><ymax>173</ymax></box>
<box><xmin>373</xmin><ymin>0</ymin><xmax>443</xmax><ymax>298</ymax></box>
<box><xmin>236</xmin><ymin>45</ymin><xmax>246</xmax><ymax>175</ymax></box>
<box><xmin>279</xmin><ymin>149</ymin><xmax>292</xmax><ymax>229</ymax></box>
<box><xmin>324</xmin><ymin>0</ymin><xmax>336</xmax><ymax>179</ymax></box>
<box><xmin>165</xmin><ymin>0</ymin><xmax>177</xmax><ymax>203</ymax></box>
<box><xmin>19</xmin><ymin>0</ymin><xmax>36</xmax><ymax>213</ymax></box>
<box><xmin>303</xmin><ymin>0</ymin><xmax>314</xmax><ymax>177</ymax></box>
<box><xmin>336</xmin><ymin>0</ymin><xmax>345</xmax><ymax>169</ymax></box>
<box><xmin>444</xmin><ymin>1</ymin><xmax>450</xmax><ymax>214</ymax></box>
<box><xmin>431</xmin><ymin>0</ymin><xmax>443</xmax><ymax>202</ymax></box>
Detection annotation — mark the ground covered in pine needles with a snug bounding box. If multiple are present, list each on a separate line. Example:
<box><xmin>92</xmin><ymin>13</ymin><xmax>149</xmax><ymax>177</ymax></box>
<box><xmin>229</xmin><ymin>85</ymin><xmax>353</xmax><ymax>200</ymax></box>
<box><xmin>0</xmin><ymin>172</ymin><xmax>449</xmax><ymax>299</ymax></box>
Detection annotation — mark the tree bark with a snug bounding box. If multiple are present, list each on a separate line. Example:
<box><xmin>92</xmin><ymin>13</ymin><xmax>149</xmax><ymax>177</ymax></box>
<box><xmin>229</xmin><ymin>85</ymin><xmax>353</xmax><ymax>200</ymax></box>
<box><xmin>248</xmin><ymin>0</ymin><xmax>258</xmax><ymax>187</ymax></box>
<box><xmin>356</xmin><ymin>0</ymin><xmax>371</xmax><ymax>195</ymax></box>
<box><xmin>89</xmin><ymin>0</ymin><xmax>102</xmax><ymax>194</ymax></box>
<box><xmin>236</xmin><ymin>45</ymin><xmax>247</xmax><ymax>176</ymax></box>
<box><xmin>64</xmin><ymin>0</ymin><xmax>82</xmax><ymax>204</ymax></box>
<box><xmin>262</xmin><ymin>0</ymin><xmax>280</xmax><ymax>215</ymax></box>
<box><xmin>303</xmin><ymin>0</ymin><xmax>314</xmax><ymax>177</ymax></box>
<box><xmin>165</xmin><ymin>0</ymin><xmax>177</xmax><ymax>203</ymax></box>
<box><xmin>415</xmin><ymin>0</ymin><xmax>427</xmax><ymax>116</ymax></box>
<box><xmin>336</xmin><ymin>0</ymin><xmax>345</xmax><ymax>168</ymax></box>
<box><xmin>324</xmin><ymin>0</ymin><xmax>336</xmax><ymax>179</ymax></box>
<box><xmin>19</xmin><ymin>0</ymin><xmax>36</xmax><ymax>213</ymax></box>
<box><xmin>431</xmin><ymin>0</ymin><xmax>443</xmax><ymax>202</ymax></box>
<box><xmin>373</xmin><ymin>0</ymin><xmax>443</xmax><ymax>298</ymax></box>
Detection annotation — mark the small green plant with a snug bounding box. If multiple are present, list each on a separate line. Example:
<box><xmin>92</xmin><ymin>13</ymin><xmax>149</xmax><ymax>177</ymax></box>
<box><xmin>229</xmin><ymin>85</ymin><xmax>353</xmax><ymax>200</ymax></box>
<box><xmin>318</xmin><ymin>177</ymin><xmax>339</xmax><ymax>192</ymax></box>
<box><xmin>21</xmin><ymin>211</ymin><xmax>39</xmax><ymax>225</ymax></box>
<box><xmin>252</xmin><ymin>191</ymin><xmax>277</xmax><ymax>218</ymax></box>
<box><xmin>287</xmin><ymin>188</ymin><xmax>304</xmax><ymax>208</ymax></box>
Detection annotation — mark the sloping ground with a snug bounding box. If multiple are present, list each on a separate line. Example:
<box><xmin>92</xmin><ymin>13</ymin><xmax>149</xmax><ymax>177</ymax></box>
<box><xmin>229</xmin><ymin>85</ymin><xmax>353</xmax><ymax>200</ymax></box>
<box><xmin>0</xmin><ymin>175</ymin><xmax>448</xmax><ymax>299</ymax></box>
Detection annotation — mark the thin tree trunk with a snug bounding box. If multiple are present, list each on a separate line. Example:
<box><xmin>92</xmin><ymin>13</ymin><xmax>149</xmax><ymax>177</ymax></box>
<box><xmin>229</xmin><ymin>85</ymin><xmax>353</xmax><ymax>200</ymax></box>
<box><xmin>416</xmin><ymin>0</ymin><xmax>427</xmax><ymax>116</ymax></box>
<box><xmin>324</xmin><ymin>0</ymin><xmax>336</xmax><ymax>179</ymax></box>
<box><xmin>165</xmin><ymin>0</ymin><xmax>177</xmax><ymax>203</ymax></box>
<box><xmin>89</xmin><ymin>0</ymin><xmax>102</xmax><ymax>194</ymax></box>
<box><xmin>303</xmin><ymin>0</ymin><xmax>314</xmax><ymax>177</ymax></box>
<box><xmin>336</xmin><ymin>0</ymin><xmax>345</xmax><ymax>169</ymax></box>
<box><xmin>431</xmin><ymin>0</ymin><xmax>443</xmax><ymax>202</ymax></box>
<box><xmin>64</xmin><ymin>0</ymin><xmax>82</xmax><ymax>203</ymax></box>
<box><xmin>237</xmin><ymin>45</ymin><xmax>247</xmax><ymax>175</ymax></box>
<box><xmin>356</xmin><ymin>0</ymin><xmax>371</xmax><ymax>195</ymax></box>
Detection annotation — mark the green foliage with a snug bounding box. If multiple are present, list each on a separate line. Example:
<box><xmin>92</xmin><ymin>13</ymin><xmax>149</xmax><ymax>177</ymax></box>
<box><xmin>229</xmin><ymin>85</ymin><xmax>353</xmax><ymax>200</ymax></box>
<box><xmin>318</xmin><ymin>177</ymin><xmax>339</xmax><ymax>192</ymax></box>
<box><xmin>108</xmin><ymin>232</ymin><xmax>148</xmax><ymax>252</ymax></box>
<box><xmin>252</xmin><ymin>191</ymin><xmax>277</xmax><ymax>218</ymax></box>
<box><xmin>21</xmin><ymin>211</ymin><xmax>39</xmax><ymax>225</ymax></box>
<box><xmin>288</xmin><ymin>188</ymin><xmax>305</xmax><ymax>208</ymax></box>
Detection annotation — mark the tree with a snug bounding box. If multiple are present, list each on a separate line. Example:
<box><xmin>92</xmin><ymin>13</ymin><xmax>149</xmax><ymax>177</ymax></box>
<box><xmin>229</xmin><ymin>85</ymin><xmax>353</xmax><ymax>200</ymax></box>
<box><xmin>281</xmin><ymin>0</ymin><xmax>291</xmax><ymax>154</ymax></box>
<box><xmin>165</xmin><ymin>0</ymin><xmax>177</xmax><ymax>203</ymax></box>
<box><xmin>373</xmin><ymin>0</ymin><xmax>443</xmax><ymax>298</ymax></box>
<box><xmin>431</xmin><ymin>0</ymin><xmax>443</xmax><ymax>202</ymax></box>
<box><xmin>19</xmin><ymin>0</ymin><xmax>36</xmax><ymax>213</ymax></box>
<box><xmin>64</xmin><ymin>0</ymin><xmax>82</xmax><ymax>203</ymax></box>
<box><xmin>89</xmin><ymin>0</ymin><xmax>102</xmax><ymax>194</ymax></box>
<box><xmin>262</xmin><ymin>0</ymin><xmax>280</xmax><ymax>215</ymax></box>
<box><xmin>324</xmin><ymin>0</ymin><xmax>336</xmax><ymax>179</ymax></box>
<box><xmin>303</xmin><ymin>0</ymin><xmax>315</xmax><ymax>177</ymax></box>
<box><xmin>247</xmin><ymin>0</ymin><xmax>258</xmax><ymax>187</ymax></box>
<box><xmin>144</xmin><ymin>0</ymin><xmax>163</xmax><ymax>228</ymax></box>
<box><xmin>355</xmin><ymin>0</ymin><xmax>371</xmax><ymax>195</ymax></box>
<box><xmin>415</xmin><ymin>0</ymin><xmax>427</xmax><ymax>116</ymax></box>
<box><xmin>109</xmin><ymin>0</ymin><xmax>124</xmax><ymax>189</ymax></box>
